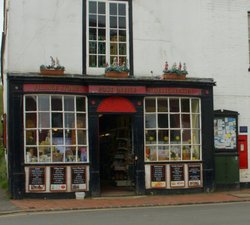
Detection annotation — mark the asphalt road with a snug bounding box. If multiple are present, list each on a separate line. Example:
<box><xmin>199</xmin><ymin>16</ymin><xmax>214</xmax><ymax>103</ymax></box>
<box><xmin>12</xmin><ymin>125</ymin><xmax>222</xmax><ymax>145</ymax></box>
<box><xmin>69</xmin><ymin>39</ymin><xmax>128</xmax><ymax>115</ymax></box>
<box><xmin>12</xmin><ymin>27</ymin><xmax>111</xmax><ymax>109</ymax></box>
<box><xmin>1</xmin><ymin>202</ymin><xmax>250</xmax><ymax>225</ymax></box>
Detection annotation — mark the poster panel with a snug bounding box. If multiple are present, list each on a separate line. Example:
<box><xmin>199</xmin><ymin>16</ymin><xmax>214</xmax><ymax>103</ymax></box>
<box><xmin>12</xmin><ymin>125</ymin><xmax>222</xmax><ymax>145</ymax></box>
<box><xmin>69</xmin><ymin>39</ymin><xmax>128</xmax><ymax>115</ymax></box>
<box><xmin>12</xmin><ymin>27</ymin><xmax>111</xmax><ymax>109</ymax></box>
<box><xmin>50</xmin><ymin>166</ymin><xmax>67</xmax><ymax>191</ymax></box>
<box><xmin>71</xmin><ymin>166</ymin><xmax>87</xmax><ymax>191</ymax></box>
<box><xmin>170</xmin><ymin>164</ymin><xmax>185</xmax><ymax>188</ymax></box>
<box><xmin>28</xmin><ymin>167</ymin><xmax>46</xmax><ymax>191</ymax></box>
<box><xmin>150</xmin><ymin>165</ymin><xmax>166</xmax><ymax>188</ymax></box>
<box><xmin>188</xmin><ymin>164</ymin><xmax>202</xmax><ymax>187</ymax></box>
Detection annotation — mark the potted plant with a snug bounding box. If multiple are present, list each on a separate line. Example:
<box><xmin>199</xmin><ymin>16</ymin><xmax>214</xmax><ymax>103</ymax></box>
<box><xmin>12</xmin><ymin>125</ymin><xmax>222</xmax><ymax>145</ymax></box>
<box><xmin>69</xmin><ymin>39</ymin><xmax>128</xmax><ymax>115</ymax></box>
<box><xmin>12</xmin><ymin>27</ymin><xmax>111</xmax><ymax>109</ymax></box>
<box><xmin>104</xmin><ymin>57</ymin><xmax>129</xmax><ymax>78</ymax></box>
<box><xmin>40</xmin><ymin>56</ymin><xmax>65</xmax><ymax>75</ymax></box>
<box><xmin>162</xmin><ymin>61</ymin><xmax>188</xmax><ymax>80</ymax></box>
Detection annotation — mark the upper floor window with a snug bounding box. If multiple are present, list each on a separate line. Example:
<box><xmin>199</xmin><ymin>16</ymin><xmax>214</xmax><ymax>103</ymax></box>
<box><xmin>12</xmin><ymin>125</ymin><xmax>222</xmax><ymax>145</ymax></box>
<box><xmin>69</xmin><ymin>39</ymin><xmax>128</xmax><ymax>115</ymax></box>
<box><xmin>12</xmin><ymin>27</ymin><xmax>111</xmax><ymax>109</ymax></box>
<box><xmin>87</xmin><ymin>0</ymin><xmax>129</xmax><ymax>74</ymax></box>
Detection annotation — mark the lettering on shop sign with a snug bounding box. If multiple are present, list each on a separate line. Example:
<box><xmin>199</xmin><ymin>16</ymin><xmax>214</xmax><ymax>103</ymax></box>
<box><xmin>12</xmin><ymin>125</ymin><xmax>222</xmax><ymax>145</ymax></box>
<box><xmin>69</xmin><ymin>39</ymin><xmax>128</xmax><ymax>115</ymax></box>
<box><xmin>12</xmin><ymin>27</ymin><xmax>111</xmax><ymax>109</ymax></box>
<box><xmin>89</xmin><ymin>85</ymin><xmax>146</xmax><ymax>94</ymax></box>
<box><xmin>71</xmin><ymin>166</ymin><xmax>87</xmax><ymax>191</ymax></box>
<box><xmin>188</xmin><ymin>164</ymin><xmax>202</xmax><ymax>187</ymax></box>
<box><xmin>170</xmin><ymin>164</ymin><xmax>185</xmax><ymax>188</ymax></box>
<box><xmin>150</xmin><ymin>165</ymin><xmax>166</xmax><ymax>188</ymax></box>
<box><xmin>147</xmin><ymin>87</ymin><xmax>202</xmax><ymax>96</ymax></box>
<box><xmin>50</xmin><ymin>167</ymin><xmax>67</xmax><ymax>191</ymax></box>
<box><xmin>28</xmin><ymin>167</ymin><xmax>46</xmax><ymax>191</ymax></box>
<box><xmin>23</xmin><ymin>84</ymin><xmax>88</xmax><ymax>93</ymax></box>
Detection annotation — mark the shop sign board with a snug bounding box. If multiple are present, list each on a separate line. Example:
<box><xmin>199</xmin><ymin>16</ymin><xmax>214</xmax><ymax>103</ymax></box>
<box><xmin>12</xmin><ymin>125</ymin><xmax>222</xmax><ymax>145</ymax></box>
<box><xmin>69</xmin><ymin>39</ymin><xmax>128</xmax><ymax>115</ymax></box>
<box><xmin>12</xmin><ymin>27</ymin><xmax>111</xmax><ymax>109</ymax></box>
<box><xmin>50</xmin><ymin>167</ymin><xmax>67</xmax><ymax>191</ymax></box>
<box><xmin>170</xmin><ymin>164</ymin><xmax>185</xmax><ymax>188</ymax></box>
<box><xmin>71</xmin><ymin>166</ymin><xmax>87</xmax><ymax>191</ymax></box>
<box><xmin>188</xmin><ymin>164</ymin><xmax>202</xmax><ymax>187</ymax></box>
<box><xmin>28</xmin><ymin>167</ymin><xmax>46</xmax><ymax>191</ymax></box>
<box><xmin>150</xmin><ymin>165</ymin><xmax>166</xmax><ymax>188</ymax></box>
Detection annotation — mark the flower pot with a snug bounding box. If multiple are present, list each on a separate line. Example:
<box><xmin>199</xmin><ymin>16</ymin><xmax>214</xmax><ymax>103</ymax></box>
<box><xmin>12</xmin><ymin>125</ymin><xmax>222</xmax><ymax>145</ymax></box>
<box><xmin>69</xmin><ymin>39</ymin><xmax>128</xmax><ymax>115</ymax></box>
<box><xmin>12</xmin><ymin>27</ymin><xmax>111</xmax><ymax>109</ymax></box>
<box><xmin>40</xmin><ymin>69</ymin><xmax>64</xmax><ymax>75</ymax></box>
<box><xmin>105</xmin><ymin>71</ymin><xmax>129</xmax><ymax>78</ymax></box>
<box><xmin>162</xmin><ymin>73</ymin><xmax>186</xmax><ymax>80</ymax></box>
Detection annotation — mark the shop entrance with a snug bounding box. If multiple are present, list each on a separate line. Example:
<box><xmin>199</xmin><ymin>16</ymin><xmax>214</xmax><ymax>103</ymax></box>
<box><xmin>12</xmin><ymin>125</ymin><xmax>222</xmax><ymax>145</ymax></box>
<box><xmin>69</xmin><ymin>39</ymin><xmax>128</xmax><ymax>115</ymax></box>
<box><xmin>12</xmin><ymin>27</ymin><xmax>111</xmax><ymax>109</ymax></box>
<box><xmin>99</xmin><ymin>114</ymin><xmax>135</xmax><ymax>196</ymax></box>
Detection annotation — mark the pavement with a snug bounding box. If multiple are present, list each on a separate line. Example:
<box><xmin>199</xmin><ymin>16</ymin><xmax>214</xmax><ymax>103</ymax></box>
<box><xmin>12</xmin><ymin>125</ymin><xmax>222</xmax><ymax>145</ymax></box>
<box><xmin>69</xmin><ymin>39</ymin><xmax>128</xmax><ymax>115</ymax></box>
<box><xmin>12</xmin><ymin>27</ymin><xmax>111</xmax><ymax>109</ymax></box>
<box><xmin>1</xmin><ymin>188</ymin><xmax>250</xmax><ymax>216</ymax></box>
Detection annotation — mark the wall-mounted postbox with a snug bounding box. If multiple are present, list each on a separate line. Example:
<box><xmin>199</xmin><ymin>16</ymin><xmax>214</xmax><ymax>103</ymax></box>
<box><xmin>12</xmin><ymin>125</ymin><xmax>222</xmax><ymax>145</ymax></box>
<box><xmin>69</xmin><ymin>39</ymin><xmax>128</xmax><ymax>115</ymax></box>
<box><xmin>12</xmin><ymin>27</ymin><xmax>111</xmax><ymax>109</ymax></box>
<box><xmin>238</xmin><ymin>135</ymin><xmax>248</xmax><ymax>169</ymax></box>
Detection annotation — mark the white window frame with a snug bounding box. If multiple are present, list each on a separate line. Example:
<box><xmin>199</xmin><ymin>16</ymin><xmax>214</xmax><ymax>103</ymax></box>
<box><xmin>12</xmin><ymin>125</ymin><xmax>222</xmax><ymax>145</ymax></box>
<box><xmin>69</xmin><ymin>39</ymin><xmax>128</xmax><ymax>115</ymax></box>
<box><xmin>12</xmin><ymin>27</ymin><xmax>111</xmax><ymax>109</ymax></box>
<box><xmin>144</xmin><ymin>97</ymin><xmax>202</xmax><ymax>162</ymax></box>
<box><xmin>86</xmin><ymin>0</ymin><xmax>129</xmax><ymax>75</ymax></box>
<box><xmin>248</xmin><ymin>12</ymin><xmax>250</xmax><ymax>67</ymax></box>
<box><xmin>24</xmin><ymin>95</ymin><xmax>89</xmax><ymax>164</ymax></box>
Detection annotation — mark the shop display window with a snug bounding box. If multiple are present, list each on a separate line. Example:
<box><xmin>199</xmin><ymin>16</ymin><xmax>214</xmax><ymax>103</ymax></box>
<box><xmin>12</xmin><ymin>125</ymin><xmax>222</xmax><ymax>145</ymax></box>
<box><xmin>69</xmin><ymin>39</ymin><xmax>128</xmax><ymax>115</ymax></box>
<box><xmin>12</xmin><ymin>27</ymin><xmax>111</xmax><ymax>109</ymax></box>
<box><xmin>24</xmin><ymin>95</ymin><xmax>88</xmax><ymax>164</ymax></box>
<box><xmin>144</xmin><ymin>97</ymin><xmax>201</xmax><ymax>162</ymax></box>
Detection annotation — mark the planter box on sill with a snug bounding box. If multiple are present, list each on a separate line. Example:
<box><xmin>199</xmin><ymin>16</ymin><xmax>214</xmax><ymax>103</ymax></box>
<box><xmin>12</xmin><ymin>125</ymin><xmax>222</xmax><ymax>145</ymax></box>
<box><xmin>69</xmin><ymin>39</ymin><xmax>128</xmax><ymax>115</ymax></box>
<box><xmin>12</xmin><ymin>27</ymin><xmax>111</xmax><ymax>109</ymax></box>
<box><xmin>105</xmin><ymin>71</ymin><xmax>129</xmax><ymax>78</ymax></box>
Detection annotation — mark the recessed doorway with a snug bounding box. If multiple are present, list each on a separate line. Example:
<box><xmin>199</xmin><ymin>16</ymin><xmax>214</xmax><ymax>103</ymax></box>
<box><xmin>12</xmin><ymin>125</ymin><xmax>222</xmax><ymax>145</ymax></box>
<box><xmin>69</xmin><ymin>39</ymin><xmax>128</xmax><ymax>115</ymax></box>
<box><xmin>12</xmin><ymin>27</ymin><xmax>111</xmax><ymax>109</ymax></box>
<box><xmin>99</xmin><ymin>114</ymin><xmax>135</xmax><ymax>196</ymax></box>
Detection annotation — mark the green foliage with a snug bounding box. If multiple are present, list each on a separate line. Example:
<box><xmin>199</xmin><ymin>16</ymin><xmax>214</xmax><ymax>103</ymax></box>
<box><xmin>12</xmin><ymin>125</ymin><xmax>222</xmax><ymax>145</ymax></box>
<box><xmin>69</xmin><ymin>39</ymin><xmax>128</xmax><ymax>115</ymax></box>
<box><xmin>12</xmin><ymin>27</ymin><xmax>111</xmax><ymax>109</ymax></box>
<box><xmin>105</xmin><ymin>57</ymin><xmax>129</xmax><ymax>73</ymax></box>
<box><xmin>0</xmin><ymin>144</ymin><xmax>7</xmax><ymax>190</ymax></box>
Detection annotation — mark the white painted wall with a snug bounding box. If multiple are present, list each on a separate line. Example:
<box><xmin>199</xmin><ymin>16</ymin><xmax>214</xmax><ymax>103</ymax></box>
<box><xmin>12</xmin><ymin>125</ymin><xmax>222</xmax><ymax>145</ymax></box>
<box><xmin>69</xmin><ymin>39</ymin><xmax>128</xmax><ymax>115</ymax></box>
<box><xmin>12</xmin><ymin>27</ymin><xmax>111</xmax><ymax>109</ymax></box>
<box><xmin>4</xmin><ymin>0</ymin><xmax>250</xmax><ymax>182</ymax></box>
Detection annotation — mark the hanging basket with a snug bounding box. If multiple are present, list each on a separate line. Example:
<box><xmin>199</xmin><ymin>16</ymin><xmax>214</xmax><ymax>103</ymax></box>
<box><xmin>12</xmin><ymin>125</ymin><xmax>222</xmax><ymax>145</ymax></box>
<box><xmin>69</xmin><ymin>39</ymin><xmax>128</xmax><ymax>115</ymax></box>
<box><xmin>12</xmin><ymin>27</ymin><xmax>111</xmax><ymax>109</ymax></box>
<box><xmin>162</xmin><ymin>73</ymin><xmax>186</xmax><ymax>80</ymax></box>
<box><xmin>40</xmin><ymin>69</ymin><xmax>64</xmax><ymax>76</ymax></box>
<box><xmin>105</xmin><ymin>71</ymin><xmax>129</xmax><ymax>78</ymax></box>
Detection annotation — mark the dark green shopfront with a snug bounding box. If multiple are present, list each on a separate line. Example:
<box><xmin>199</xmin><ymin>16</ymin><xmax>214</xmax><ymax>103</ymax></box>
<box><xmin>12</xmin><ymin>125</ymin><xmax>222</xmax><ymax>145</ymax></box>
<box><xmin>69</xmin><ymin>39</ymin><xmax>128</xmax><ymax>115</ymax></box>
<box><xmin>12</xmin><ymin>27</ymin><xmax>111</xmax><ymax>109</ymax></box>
<box><xmin>7</xmin><ymin>74</ymin><xmax>215</xmax><ymax>199</ymax></box>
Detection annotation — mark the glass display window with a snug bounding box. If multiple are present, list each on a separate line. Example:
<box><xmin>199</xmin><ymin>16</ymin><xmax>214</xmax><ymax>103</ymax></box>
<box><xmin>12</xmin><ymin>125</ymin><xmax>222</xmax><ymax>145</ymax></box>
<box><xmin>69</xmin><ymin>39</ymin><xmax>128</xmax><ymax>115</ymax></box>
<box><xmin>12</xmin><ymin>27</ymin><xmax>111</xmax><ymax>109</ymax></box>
<box><xmin>144</xmin><ymin>97</ymin><xmax>201</xmax><ymax>162</ymax></box>
<box><xmin>24</xmin><ymin>95</ymin><xmax>88</xmax><ymax>164</ymax></box>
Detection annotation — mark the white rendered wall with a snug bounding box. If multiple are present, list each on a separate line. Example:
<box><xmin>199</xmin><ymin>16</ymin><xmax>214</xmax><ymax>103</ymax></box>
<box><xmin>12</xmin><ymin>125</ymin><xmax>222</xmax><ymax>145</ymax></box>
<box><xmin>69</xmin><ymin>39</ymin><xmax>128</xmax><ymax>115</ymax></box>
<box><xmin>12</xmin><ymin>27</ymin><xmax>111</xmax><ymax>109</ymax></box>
<box><xmin>5</xmin><ymin>0</ymin><xmax>250</xmax><ymax>182</ymax></box>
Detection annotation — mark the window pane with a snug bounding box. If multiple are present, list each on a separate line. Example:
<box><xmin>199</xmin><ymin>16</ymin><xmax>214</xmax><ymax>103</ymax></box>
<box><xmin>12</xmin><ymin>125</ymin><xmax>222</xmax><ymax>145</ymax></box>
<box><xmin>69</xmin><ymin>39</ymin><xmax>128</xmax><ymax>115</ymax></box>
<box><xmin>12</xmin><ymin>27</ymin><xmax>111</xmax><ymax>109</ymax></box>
<box><xmin>158</xmin><ymin>130</ymin><xmax>169</xmax><ymax>143</ymax></box>
<box><xmin>38</xmin><ymin>96</ymin><xmax>49</xmax><ymax>111</ymax></box>
<box><xmin>89</xmin><ymin>55</ymin><xmax>97</xmax><ymax>67</ymax></box>
<box><xmin>110</xmin><ymin>16</ymin><xmax>117</xmax><ymax>28</ymax></box>
<box><xmin>52</xmin><ymin>129</ymin><xmax>64</xmax><ymax>145</ymax></box>
<box><xmin>182</xmin><ymin>129</ymin><xmax>191</xmax><ymax>144</ymax></box>
<box><xmin>110</xmin><ymin>43</ymin><xmax>117</xmax><ymax>55</ymax></box>
<box><xmin>76</xmin><ymin>97</ymin><xmax>85</xmax><ymax>112</ymax></box>
<box><xmin>170</xmin><ymin>130</ymin><xmax>181</xmax><ymax>143</ymax></box>
<box><xmin>182</xmin><ymin>145</ymin><xmax>191</xmax><ymax>160</ymax></box>
<box><xmin>181</xmin><ymin>99</ymin><xmax>190</xmax><ymax>112</ymax></box>
<box><xmin>98</xmin><ymin>2</ymin><xmax>105</xmax><ymax>14</ymax></box>
<box><xmin>98</xmin><ymin>42</ymin><xmax>106</xmax><ymax>54</ymax></box>
<box><xmin>26</xmin><ymin>113</ymin><xmax>36</xmax><ymax>128</ymax></box>
<box><xmin>52</xmin><ymin>113</ymin><xmax>63</xmax><ymax>128</ymax></box>
<box><xmin>89</xmin><ymin>42</ymin><xmax>97</xmax><ymax>54</ymax></box>
<box><xmin>192</xmin><ymin>145</ymin><xmax>200</xmax><ymax>160</ymax></box>
<box><xmin>26</xmin><ymin>147</ymin><xmax>38</xmax><ymax>163</ymax></box>
<box><xmin>182</xmin><ymin>114</ymin><xmax>190</xmax><ymax>128</ymax></box>
<box><xmin>26</xmin><ymin>130</ymin><xmax>36</xmax><ymax>145</ymax></box>
<box><xmin>89</xmin><ymin>15</ymin><xmax>97</xmax><ymax>27</ymax></box>
<box><xmin>145</xmin><ymin>114</ymin><xmax>156</xmax><ymax>128</ymax></box>
<box><xmin>65</xmin><ymin>113</ymin><xmax>75</xmax><ymax>128</ymax></box>
<box><xmin>66</xmin><ymin>147</ymin><xmax>76</xmax><ymax>162</ymax></box>
<box><xmin>158</xmin><ymin>146</ymin><xmax>169</xmax><ymax>161</ymax></box>
<box><xmin>170</xmin><ymin>99</ymin><xmax>179</xmax><ymax>112</ymax></box>
<box><xmin>51</xmin><ymin>96</ymin><xmax>62</xmax><ymax>111</ymax></box>
<box><xmin>145</xmin><ymin>146</ymin><xmax>157</xmax><ymax>161</ymax></box>
<box><xmin>119</xmin><ymin>17</ymin><xmax>126</xmax><ymax>29</ymax></box>
<box><xmin>145</xmin><ymin>99</ymin><xmax>156</xmax><ymax>112</ymax></box>
<box><xmin>192</xmin><ymin>99</ymin><xmax>199</xmax><ymax>113</ymax></box>
<box><xmin>192</xmin><ymin>130</ymin><xmax>200</xmax><ymax>144</ymax></box>
<box><xmin>65</xmin><ymin>130</ymin><xmax>76</xmax><ymax>145</ymax></box>
<box><xmin>98</xmin><ymin>15</ymin><xmax>105</xmax><ymax>27</ymax></box>
<box><xmin>53</xmin><ymin>146</ymin><xmax>64</xmax><ymax>162</ymax></box>
<box><xmin>119</xmin><ymin>30</ymin><xmax>126</xmax><ymax>42</ymax></box>
<box><xmin>170</xmin><ymin>146</ymin><xmax>181</xmax><ymax>160</ymax></box>
<box><xmin>119</xmin><ymin>43</ymin><xmax>126</xmax><ymax>55</ymax></box>
<box><xmin>78</xmin><ymin>130</ymin><xmax>86</xmax><ymax>145</ymax></box>
<box><xmin>25</xmin><ymin>96</ymin><xmax>36</xmax><ymax>111</ymax></box>
<box><xmin>39</xmin><ymin>130</ymin><xmax>50</xmax><ymax>145</ymax></box>
<box><xmin>39</xmin><ymin>146</ymin><xmax>51</xmax><ymax>162</ymax></box>
<box><xmin>38</xmin><ymin>112</ymin><xmax>50</xmax><ymax>128</ymax></box>
<box><xmin>118</xmin><ymin>4</ymin><xmax>126</xmax><ymax>16</ymax></box>
<box><xmin>110</xmin><ymin>29</ymin><xmax>117</xmax><ymax>41</ymax></box>
<box><xmin>192</xmin><ymin>114</ymin><xmax>200</xmax><ymax>128</ymax></box>
<box><xmin>158</xmin><ymin>114</ymin><xmax>168</xmax><ymax>128</ymax></box>
<box><xmin>110</xmin><ymin>3</ymin><xmax>117</xmax><ymax>15</ymax></box>
<box><xmin>79</xmin><ymin>147</ymin><xmax>88</xmax><ymax>162</ymax></box>
<box><xmin>145</xmin><ymin>130</ymin><xmax>156</xmax><ymax>144</ymax></box>
<box><xmin>170</xmin><ymin>114</ymin><xmax>180</xmax><ymax>128</ymax></box>
<box><xmin>158</xmin><ymin>99</ymin><xmax>168</xmax><ymax>112</ymax></box>
<box><xmin>64</xmin><ymin>96</ymin><xmax>74</xmax><ymax>111</ymax></box>
<box><xmin>77</xmin><ymin>113</ymin><xmax>86</xmax><ymax>128</ymax></box>
<box><xmin>98</xmin><ymin>55</ymin><xmax>106</xmax><ymax>67</ymax></box>
<box><xmin>98</xmin><ymin>29</ymin><xmax>106</xmax><ymax>40</ymax></box>
<box><xmin>89</xmin><ymin>1</ymin><xmax>96</xmax><ymax>13</ymax></box>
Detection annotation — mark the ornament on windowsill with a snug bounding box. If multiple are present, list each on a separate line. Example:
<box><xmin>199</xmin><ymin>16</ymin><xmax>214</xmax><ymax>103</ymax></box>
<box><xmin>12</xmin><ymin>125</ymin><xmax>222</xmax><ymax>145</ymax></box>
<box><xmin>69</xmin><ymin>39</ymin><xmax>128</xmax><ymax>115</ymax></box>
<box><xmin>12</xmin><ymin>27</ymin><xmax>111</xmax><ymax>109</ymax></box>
<box><xmin>162</xmin><ymin>61</ymin><xmax>188</xmax><ymax>80</ymax></box>
<box><xmin>40</xmin><ymin>56</ymin><xmax>65</xmax><ymax>75</ymax></box>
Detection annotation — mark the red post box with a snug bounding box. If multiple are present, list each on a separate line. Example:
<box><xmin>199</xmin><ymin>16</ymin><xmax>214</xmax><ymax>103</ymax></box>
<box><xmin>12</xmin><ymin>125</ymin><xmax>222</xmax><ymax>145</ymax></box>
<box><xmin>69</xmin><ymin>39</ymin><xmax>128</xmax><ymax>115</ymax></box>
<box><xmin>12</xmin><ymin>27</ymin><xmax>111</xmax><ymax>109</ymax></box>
<box><xmin>238</xmin><ymin>135</ymin><xmax>248</xmax><ymax>169</ymax></box>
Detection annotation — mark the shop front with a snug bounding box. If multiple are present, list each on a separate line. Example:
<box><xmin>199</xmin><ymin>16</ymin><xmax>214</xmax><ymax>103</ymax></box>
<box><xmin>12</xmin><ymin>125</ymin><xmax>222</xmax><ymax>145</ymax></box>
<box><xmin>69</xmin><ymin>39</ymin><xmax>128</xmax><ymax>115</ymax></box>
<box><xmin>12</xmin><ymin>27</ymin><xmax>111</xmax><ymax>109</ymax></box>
<box><xmin>7</xmin><ymin>74</ymin><xmax>215</xmax><ymax>199</ymax></box>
